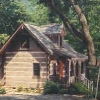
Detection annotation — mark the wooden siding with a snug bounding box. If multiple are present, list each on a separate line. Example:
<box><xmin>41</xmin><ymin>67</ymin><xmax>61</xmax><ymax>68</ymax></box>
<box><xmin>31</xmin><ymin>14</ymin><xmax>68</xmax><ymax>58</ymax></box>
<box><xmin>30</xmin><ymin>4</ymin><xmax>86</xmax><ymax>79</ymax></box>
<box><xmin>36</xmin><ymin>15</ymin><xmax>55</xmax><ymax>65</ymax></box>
<box><xmin>5</xmin><ymin>51</ymin><xmax>48</xmax><ymax>88</ymax></box>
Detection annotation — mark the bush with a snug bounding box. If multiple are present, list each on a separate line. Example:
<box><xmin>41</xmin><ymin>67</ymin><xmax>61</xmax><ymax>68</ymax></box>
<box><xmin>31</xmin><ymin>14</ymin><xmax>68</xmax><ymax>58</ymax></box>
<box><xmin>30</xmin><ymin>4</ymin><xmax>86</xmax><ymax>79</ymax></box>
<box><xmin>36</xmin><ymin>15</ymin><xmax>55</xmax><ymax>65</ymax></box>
<box><xmin>97</xmin><ymin>90</ymin><xmax>100</xmax><ymax>99</ymax></box>
<box><xmin>68</xmin><ymin>82</ymin><xmax>91</xmax><ymax>95</ymax></box>
<box><xmin>43</xmin><ymin>81</ymin><xmax>60</xmax><ymax>94</ymax></box>
<box><xmin>0</xmin><ymin>88</ymin><xmax>6</xmax><ymax>94</ymax></box>
<box><xmin>59</xmin><ymin>89</ymin><xmax>68</xmax><ymax>94</ymax></box>
<box><xmin>16</xmin><ymin>86</ymin><xmax>23</xmax><ymax>92</ymax></box>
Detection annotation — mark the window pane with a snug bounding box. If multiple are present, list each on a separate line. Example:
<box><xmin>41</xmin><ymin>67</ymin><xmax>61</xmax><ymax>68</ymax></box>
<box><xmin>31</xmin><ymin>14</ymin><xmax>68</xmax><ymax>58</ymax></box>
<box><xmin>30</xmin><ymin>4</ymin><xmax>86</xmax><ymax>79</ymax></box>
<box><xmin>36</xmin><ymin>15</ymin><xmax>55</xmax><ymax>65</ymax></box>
<box><xmin>33</xmin><ymin>63</ymin><xmax>40</xmax><ymax>76</ymax></box>
<box><xmin>21</xmin><ymin>35</ymin><xmax>29</xmax><ymax>48</ymax></box>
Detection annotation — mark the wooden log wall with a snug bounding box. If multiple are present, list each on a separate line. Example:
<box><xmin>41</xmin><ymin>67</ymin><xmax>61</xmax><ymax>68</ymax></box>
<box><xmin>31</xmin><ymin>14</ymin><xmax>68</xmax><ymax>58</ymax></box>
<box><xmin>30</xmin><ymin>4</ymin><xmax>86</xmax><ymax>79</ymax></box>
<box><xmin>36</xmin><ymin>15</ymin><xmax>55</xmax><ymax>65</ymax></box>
<box><xmin>4</xmin><ymin>51</ymin><xmax>48</xmax><ymax>88</ymax></box>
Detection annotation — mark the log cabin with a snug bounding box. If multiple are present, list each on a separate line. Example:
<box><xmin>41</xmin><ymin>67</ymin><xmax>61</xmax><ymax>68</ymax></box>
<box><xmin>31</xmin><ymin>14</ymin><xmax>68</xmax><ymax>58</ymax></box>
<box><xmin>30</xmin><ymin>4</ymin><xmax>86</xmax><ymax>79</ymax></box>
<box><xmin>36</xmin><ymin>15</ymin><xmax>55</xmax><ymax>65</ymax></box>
<box><xmin>0</xmin><ymin>23</ymin><xmax>88</xmax><ymax>88</ymax></box>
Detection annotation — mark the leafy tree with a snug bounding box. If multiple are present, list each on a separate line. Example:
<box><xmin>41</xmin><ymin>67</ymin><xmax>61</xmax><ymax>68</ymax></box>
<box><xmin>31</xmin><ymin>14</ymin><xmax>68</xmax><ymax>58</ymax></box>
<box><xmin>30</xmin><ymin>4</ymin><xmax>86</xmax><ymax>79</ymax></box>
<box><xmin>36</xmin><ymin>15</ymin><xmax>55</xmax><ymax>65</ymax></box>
<box><xmin>0</xmin><ymin>0</ymin><xmax>32</xmax><ymax>35</ymax></box>
<box><xmin>0</xmin><ymin>34</ymin><xmax>9</xmax><ymax>46</ymax></box>
<box><xmin>31</xmin><ymin>4</ymin><xmax>50</xmax><ymax>25</ymax></box>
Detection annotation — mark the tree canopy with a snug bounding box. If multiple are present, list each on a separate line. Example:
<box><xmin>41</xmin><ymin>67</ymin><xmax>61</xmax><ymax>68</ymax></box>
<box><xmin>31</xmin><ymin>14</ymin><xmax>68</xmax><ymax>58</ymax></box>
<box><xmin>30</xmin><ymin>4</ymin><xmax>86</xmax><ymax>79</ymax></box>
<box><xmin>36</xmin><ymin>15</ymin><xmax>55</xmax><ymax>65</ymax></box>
<box><xmin>0</xmin><ymin>0</ymin><xmax>32</xmax><ymax>35</ymax></box>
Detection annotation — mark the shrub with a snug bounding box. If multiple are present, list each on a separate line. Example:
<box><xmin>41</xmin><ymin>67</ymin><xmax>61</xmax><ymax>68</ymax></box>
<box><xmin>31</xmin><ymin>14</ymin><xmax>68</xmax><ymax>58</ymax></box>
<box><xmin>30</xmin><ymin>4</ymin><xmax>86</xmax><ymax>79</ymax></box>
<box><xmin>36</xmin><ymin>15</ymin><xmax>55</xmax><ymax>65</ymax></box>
<box><xmin>97</xmin><ymin>90</ymin><xmax>100</xmax><ymax>99</ymax></box>
<box><xmin>68</xmin><ymin>82</ymin><xmax>92</xmax><ymax>95</ymax></box>
<box><xmin>0</xmin><ymin>88</ymin><xmax>6</xmax><ymax>94</ymax></box>
<box><xmin>16</xmin><ymin>86</ymin><xmax>23</xmax><ymax>92</ymax></box>
<box><xmin>43</xmin><ymin>81</ymin><xmax>60</xmax><ymax>94</ymax></box>
<box><xmin>59</xmin><ymin>89</ymin><xmax>68</xmax><ymax>94</ymax></box>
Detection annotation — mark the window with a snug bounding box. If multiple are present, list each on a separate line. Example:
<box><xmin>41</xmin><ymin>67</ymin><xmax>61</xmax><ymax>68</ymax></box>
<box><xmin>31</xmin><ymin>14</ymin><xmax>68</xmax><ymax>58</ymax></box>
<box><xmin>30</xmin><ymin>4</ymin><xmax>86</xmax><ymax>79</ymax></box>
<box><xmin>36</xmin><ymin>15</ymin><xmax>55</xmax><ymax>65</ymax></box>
<box><xmin>21</xmin><ymin>35</ymin><xmax>29</xmax><ymax>48</ymax></box>
<box><xmin>33</xmin><ymin>63</ymin><xmax>40</xmax><ymax>76</ymax></box>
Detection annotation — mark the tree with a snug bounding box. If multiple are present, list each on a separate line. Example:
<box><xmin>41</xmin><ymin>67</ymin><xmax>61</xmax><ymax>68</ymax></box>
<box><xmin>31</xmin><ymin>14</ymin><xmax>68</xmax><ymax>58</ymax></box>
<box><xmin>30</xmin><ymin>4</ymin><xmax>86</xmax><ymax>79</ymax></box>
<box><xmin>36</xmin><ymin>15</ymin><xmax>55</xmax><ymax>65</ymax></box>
<box><xmin>0</xmin><ymin>34</ymin><xmax>9</xmax><ymax>46</ymax></box>
<box><xmin>38</xmin><ymin>0</ymin><xmax>98</xmax><ymax>66</ymax></box>
<box><xmin>0</xmin><ymin>0</ymin><xmax>32</xmax><ymax>35</ymax></box>
<box><xmin>31</xmin><ymin>4</ymin><xmax>50</xmax><ymax>25</ymax></box>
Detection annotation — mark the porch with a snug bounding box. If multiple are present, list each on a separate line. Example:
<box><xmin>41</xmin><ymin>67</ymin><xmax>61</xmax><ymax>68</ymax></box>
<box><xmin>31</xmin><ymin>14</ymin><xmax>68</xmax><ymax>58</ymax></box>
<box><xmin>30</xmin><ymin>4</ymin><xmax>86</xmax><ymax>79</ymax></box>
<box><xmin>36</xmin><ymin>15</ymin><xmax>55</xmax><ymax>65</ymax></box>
<box><xmin>49</xmin><ymin>58</ymin><xmax>88</xmax><ymax>87</ymax></box>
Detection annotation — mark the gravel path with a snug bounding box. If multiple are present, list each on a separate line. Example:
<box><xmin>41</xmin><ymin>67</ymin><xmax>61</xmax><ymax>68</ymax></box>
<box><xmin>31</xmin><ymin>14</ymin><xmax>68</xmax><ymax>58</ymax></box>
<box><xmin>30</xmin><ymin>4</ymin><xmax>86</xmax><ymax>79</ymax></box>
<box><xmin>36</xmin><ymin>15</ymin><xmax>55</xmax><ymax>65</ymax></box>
<box><xmin>0</xmin><ymin>94</ymin><xmax>82</xmax><ymax>100</ymax></box>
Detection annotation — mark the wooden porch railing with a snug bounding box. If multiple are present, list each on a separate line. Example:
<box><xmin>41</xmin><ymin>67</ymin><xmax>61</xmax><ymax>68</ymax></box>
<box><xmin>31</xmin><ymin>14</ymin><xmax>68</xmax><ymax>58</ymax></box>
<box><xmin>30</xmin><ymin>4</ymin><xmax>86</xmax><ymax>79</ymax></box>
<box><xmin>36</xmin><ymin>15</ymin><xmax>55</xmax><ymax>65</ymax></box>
<box><xmin>49</xmin><ymin>75</ymin><xmax>94</xmax><ymax>91</ymax></box>
<box><xmin>49</xmin><ymin>75</ymin><xmax>68</xmax><ymax>88</ymax></box>
<box><xmin>75</xmin><ymin>76</ymin><xmax>94</xmax><ymax>91</ymax></box>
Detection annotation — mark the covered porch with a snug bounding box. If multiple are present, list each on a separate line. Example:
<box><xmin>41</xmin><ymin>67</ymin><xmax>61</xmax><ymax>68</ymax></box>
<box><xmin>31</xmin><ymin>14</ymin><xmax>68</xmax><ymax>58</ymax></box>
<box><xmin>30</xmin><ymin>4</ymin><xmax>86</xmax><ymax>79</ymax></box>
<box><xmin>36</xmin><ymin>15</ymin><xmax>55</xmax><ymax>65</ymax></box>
<box><xmin>49</xmin><ymin>57</ymin><xmax>86</xmax><ymax>87</ymax></box>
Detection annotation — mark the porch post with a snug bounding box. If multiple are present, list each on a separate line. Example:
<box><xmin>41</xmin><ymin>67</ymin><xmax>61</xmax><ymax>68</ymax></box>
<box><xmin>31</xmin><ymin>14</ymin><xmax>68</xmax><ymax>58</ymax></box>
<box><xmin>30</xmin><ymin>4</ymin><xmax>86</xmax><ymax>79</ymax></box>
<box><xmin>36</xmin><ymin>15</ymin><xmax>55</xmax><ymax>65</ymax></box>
<box><xmin>72</xmin><ymin>59</ymin><xmax>77</xmax><ymax>77</ymax></box>
<box><xmin>78</xmin><ymin>60</ymin><xmax>82</xmax><ymax>78</ymax></box>
<box><xmin>67</xmin><ymin>59</ymin><xmax>71</xmax><ymax>85</ymax></box>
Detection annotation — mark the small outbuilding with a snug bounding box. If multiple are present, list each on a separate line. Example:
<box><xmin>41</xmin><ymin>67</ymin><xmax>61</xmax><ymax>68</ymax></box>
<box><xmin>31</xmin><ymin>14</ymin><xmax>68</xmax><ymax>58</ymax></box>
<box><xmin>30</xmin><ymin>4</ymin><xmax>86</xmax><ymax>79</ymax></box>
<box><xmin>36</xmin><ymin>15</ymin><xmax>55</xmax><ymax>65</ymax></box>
<box><xmin>0</xmin><ymin>23</ymin><xmax>87</xmax><ymax>88</ymax></box>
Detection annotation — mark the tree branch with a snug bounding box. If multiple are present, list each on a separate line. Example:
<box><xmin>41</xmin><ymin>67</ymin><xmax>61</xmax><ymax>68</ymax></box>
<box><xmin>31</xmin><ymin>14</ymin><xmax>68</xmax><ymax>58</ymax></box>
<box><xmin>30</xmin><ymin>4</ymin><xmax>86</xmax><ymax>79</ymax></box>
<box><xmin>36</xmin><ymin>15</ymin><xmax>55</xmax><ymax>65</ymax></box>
<box><xmin>46</xmin><ymin>0</ymin><xmax>85</xmax><ymax>42</ymax></box>
<box><xmin>69</xmin><ymin>0</ymin><xmax>96</xmax><ymax>65</ymax></box>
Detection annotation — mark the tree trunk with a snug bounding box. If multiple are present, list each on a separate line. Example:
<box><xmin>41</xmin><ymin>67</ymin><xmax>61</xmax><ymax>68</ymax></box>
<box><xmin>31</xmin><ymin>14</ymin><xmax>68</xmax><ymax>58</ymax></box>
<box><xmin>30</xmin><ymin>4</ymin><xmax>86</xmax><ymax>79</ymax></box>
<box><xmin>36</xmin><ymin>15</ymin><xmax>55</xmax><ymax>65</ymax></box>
<box><xmin>70</xmin><ymin>0</ymin><xmax>96</xmax><ymax>65</ymax></box>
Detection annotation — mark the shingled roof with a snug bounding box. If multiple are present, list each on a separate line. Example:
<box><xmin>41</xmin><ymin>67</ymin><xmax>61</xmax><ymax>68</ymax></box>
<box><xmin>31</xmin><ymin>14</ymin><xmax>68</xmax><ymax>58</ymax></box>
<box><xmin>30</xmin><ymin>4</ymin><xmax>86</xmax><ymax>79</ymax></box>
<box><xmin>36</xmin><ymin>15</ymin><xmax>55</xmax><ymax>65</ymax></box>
<box><xmin>24</xmin><ymin>23</ymin><xmax>56</xmax><ymax>54</ymax></box>
<box><xmin>24</xmin><ymin>23</ymin><xmax>87</xmax><ymax>59</ymax></box>
<box><xmin>31</xmin><ymin>23</ymin><xmax>62</xmax><ymax>34</ymax></box>
<box><xmin>55</xmin><ymin>40</ymin><xmax>87</xmax><ymax>58</ymax></box>
<box><xmin>0</xmin><ymin>23</ymin><xmax>87</xmax><ymax>59</ymax></box>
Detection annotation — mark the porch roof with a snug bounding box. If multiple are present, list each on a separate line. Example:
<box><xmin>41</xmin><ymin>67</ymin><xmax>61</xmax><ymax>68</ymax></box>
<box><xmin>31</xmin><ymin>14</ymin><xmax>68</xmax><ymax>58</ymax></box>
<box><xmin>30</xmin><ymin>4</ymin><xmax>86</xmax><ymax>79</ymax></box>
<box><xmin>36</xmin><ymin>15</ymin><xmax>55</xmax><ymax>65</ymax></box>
<box><xmin>54</xmin><ymin>43</ymin><xmax>87</xmax><ymax>59</ymax></box>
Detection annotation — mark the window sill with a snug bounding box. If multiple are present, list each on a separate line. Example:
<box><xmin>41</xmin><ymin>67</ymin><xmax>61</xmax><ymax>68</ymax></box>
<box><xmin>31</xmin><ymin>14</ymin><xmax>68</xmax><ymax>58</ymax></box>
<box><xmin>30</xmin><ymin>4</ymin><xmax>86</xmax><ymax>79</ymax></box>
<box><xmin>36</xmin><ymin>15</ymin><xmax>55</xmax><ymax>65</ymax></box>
<box><xmin>19</xmin><ymin>48</ymin><xmax>29</xmax><ymax>50</ymax></box>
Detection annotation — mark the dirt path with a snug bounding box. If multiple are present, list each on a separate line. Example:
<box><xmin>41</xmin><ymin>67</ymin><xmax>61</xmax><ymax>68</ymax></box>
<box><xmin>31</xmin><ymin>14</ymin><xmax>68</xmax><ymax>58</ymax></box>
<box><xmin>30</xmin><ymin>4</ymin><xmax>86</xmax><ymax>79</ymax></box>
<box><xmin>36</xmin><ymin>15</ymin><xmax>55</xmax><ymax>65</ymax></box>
<box><xmin>0</xmin><ymin>94</ymin><xmax>82</xmax><ymax>100</ymax></box>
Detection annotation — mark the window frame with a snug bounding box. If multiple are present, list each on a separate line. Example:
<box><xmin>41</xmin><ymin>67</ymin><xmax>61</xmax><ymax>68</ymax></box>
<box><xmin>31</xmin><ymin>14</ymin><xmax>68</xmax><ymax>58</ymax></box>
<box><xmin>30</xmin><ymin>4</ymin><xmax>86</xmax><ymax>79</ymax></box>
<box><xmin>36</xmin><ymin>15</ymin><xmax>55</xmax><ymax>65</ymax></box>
<box><xmin>20</xmin><ymin>34</ymin><xmax>30</xmax><ymax>49</ymax></box>
<box><xmin>33</xmin><ymin>63</ymin><xmax>40</xmax><ymax>77</ymax></box>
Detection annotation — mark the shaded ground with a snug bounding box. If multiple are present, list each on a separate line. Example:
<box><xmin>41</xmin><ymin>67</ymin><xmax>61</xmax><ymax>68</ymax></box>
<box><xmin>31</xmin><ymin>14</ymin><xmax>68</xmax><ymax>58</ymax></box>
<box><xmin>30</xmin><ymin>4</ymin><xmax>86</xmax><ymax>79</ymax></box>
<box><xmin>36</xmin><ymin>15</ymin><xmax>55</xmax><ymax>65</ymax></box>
<box><xmin>0</xmin><ymin>94</ymin><xmax>82</xmax><ymax>100</ymax></box>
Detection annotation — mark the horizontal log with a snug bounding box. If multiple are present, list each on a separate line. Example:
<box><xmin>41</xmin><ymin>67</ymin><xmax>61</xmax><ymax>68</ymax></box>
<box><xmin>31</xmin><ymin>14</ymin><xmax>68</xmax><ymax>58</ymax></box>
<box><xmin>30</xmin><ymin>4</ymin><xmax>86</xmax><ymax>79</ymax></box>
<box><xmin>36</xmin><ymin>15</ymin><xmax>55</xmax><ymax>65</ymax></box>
<box><xmin>5</xmin><ymin>66</ymin><xmax>48</xmax><ymax>71</ymax></box>
<box><xmin>5</xmin><ymin>67</ymin><xmax>32</xmax><ymax>71</ymax></box>
<box><xmin>6</xmin><ymin>76</ymin><xmax>47</xmax><ymax>82</ymax></box>
<box><xmin>5</xmin><ymin>62</ymin><xmax>32</xmax><ymax>67</ymax></box>
<box><xmin>6</xmin><ymin>51</ymin><xmax>47</xmax><ymax>54</ymax></box>
<box><xmin>6</xmin><ymin>71</ymin><xmax>33</xmax><ymax>76</ymax></box>
<box><xmin>5</xmin><ymin>62</ymin><xmax>47</xmax><ymax>66</ymax></box>
<box><xmin>6</xmin><ymin>51</ymin><xmax>47</xmax><ymax>57</ymax></box>
<box><xmin>5</xmin><ymin>81</ymin><xmax>45</xmax><ymax>88</ymax></box>
<box><xmin>5</xmin><ymin>57</ymin><xmax>47</xmax><ymax>62</ymax></box>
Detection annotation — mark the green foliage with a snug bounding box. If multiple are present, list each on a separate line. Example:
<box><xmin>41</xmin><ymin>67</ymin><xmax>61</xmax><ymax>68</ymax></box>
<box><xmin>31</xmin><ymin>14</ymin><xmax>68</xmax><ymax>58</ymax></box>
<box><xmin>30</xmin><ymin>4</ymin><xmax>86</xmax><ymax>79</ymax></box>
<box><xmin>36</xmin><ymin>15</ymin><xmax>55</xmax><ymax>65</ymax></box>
<box><xmin>68</xmin><ymin>82</ymin><xmax>91</xmax><ymax>95</ymax></box>
<box><xmin>38</xmin><ymin>0</ymin><xmax>100</xmax><ymax>56</ymax></box>
<box><xmin>97</xmin><ymin>90</ymin><xmax>100</xmax><ymax>99</ymax></box>
<box><xmin>88</xmin><ymin>67</ymin><xmax>98</xmax><ymax>86</ymax></box>
<box><xmin>58</xmin><ymin>88</ymin><xmax>67</xmax><ymax>94</ymax></box>
<box><xmin>16</xmin><ymin>86</ymin><xmax>23</xmax><ymax>92</ymax></box>
<box><xmin>31</xmin><ymin>4</ymin><xmax>50</xmax><ymax>25</ymax></box>
<box><xmin>0</xmin><ymin>34</ymin><xmax>9</xmax><ymax>45</ymax></box>
<box><xmin>0</xmin><ymin>88</ymin><xmax>6</xmax><ymax>94</ymax></box>
<box><xmin>43</xmin><ymin>81</ymin><xmax>60</xmax><ymax>94</ymax></box>
<box><xmin>0</xmin><ymin>0</ymin><xmax>32</xmax><ymax>34</ymax></box>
